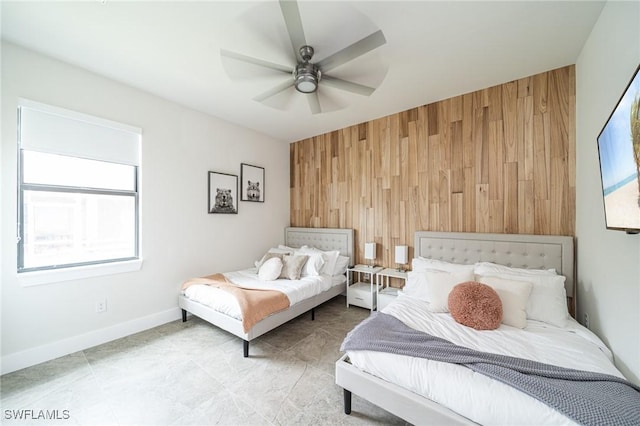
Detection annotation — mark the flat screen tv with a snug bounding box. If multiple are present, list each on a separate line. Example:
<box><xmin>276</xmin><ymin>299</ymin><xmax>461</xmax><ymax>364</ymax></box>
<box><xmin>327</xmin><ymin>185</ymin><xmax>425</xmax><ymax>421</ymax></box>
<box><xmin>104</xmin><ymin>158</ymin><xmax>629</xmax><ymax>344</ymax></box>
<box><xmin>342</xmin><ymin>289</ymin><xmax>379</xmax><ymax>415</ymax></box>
<box><xmin>597</xmin><ymin>63</ymin><xmax>640</xmax><ymax>234</ymax></box>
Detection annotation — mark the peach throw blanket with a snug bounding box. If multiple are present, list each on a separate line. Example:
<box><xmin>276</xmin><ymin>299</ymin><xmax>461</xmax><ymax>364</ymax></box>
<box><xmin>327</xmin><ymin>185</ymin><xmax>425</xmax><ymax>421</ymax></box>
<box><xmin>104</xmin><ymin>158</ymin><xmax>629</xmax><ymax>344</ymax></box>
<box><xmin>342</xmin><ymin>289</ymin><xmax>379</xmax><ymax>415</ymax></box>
<box><xmin>181</xmin><ymin>273</ymin><xmax>290</xmax><ymax>333</ymax></box>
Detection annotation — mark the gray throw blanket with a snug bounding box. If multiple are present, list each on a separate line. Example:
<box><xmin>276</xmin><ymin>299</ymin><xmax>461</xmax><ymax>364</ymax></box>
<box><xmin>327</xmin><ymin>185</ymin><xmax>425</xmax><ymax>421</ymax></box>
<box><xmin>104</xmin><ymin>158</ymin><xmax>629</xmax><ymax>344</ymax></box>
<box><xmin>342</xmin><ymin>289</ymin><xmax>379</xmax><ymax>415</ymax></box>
<box><xmin>341</xmin><ymin>312</ymin><xmax>640</xmax><ymax>426</ymax></box>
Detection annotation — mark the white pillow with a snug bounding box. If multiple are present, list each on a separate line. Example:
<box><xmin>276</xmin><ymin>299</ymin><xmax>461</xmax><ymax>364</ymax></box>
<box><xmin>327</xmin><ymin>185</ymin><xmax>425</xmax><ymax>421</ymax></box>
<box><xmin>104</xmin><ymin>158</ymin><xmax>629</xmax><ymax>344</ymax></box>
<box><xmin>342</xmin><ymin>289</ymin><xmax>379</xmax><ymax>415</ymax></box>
<box><xmin>478</xmin><ymin>275</ymin><xmax>533</xmax><ymax>329</ymax></box>
<box><xmin>296</xmin><ymin>251</ymin><xmax>325</xmax><ymax>276</ymax></box>
<box><xmin>402</xmin><ymin>270</ymin><xmax>432</xmax><ymax>302</ymax></box>
<box><xmin>477</xmin><ymin>272</ymin><xmax>568</xmax><ymax>327</ymax></box>
<box><xmin>258</xmin><ymin>257</ymin><xmax>283</xmax><ymax>281</ymax></box>
<box><xmin>333</xmin><ymin>255</ymin><xmax>350</xmax><ymax>276</ymax></box>
<box><xmin>404</xmin><ymin>269</ymin><xmax>475</xmax><ymax>312</ymax></box>
<box><xmin>413</xmin><ymin>257</ymin><xmax>475</xmax><ymax>275</ymax></box>
<box><xmin>424</xmin><ymin>271</ymin><xmax>463</xmax><ymax>312</ymax></box>
<box><xmin>299</xmin><ymin>246</ymin><xmax>340</xmax><ymax>276</ymax></box>
<box><xmin>321</xmin><ymin>250</ymin><xmax>340</xmax><ymax>275</ymax></box>
<box><xmin>269</xmin><ymin>247</ymin><xmax>294</xmax><ymax>254</ymax></box>
<box><xmin>474</xmin><ymin>261</ymin><xmax>557</xmax><ymax>277</ymax></box>
<box><xmin>425</xmin><ymin>270</ymin><xmax>477</xmax><ymax>312</ymax></box>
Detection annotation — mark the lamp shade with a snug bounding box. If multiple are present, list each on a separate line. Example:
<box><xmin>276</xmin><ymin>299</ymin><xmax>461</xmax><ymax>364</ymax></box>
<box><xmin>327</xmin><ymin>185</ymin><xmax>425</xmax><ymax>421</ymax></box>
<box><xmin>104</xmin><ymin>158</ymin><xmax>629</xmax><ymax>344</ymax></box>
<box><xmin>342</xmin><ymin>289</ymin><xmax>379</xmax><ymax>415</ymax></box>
<box><xmin>395</xmin><ymin>245</ymin><xmax>408</xmax><ymax>265</ymax></box>
<box><xmin>364</xmin><ymin>242</ymin><xmax>376</xmax><ymax>260</ymax></box>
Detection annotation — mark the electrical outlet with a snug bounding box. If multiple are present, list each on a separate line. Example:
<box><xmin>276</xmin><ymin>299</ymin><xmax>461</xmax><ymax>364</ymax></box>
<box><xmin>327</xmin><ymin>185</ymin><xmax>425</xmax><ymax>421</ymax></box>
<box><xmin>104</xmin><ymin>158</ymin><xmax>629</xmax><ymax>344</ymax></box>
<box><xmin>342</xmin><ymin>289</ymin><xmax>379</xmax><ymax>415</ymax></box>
<box><xmin>583</xmin><ymin>312</ymin><xmax>590</xmax><ymax>329</ymax></box>
<box><xmin>96</xmin><ymin>298</ymin><xmax>107</xmax><ymax>313</ymax></box>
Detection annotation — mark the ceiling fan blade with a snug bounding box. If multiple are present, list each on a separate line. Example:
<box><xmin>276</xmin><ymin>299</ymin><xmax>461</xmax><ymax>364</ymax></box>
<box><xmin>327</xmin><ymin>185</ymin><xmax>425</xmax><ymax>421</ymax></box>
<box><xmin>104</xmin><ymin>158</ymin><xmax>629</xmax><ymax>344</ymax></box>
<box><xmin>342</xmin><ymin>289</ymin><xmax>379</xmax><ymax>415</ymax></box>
<box><xmin>279</xmin><ymin>0</ymin><xmax>307</xmax><ymax>61</ymax></box>
<box><xmin>253</xmin><ymin>79</ymin><xmax>295</xmax><ymax>102</ymax></box>
<box><xmin>221</xmin><ymin>49</ymin><xmax>293</xmax><ymax>74</ymax></box>
<box><xmin>321</xmin><ymin>75</ymin><xmax>376</xmax><ymax>96</ymax></box>
<box><xmin>307</xmin><ymin>92</ymin><xmax>321</xmax><ymax>114</ymax></box>
<box><xmin>316</xmin><ymin>30</ymin><xmax>386</xmax><ymax>72</ymax></box>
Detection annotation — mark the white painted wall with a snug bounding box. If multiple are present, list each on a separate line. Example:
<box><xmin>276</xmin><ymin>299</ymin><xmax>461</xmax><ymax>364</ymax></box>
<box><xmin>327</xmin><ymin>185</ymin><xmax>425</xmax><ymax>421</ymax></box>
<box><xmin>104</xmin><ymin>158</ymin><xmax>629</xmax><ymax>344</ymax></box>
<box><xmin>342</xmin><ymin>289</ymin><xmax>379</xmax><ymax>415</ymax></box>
<box><xmin>1</xmin><ymin>42</ymin><xmax>290</xmax><ymax>373</ymax></box>
<box><xmin>575</xmin><ymin>1</ymin><xmax>640</xmax><ymax>384</ymax></box>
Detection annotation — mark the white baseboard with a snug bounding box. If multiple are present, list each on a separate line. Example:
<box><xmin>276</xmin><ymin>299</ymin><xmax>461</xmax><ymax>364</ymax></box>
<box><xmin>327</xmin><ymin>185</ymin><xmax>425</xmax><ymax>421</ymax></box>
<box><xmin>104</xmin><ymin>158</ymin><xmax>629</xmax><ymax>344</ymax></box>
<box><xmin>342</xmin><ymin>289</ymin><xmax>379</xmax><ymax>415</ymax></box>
<box><xmin>1</xmin><ymin>307</ymin><xmax>182</xmax><ymax>375</ymax></box>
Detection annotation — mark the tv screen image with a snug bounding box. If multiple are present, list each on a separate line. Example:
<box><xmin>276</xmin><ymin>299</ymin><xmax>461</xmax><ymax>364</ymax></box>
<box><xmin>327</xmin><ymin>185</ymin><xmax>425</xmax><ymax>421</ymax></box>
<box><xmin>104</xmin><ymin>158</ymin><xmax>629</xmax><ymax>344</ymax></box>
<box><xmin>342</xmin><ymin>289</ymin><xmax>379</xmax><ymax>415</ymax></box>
<box><xmin>597</xmin><ymin>64</ymin><xmax>640</xmax><ymax>233</ymax></box>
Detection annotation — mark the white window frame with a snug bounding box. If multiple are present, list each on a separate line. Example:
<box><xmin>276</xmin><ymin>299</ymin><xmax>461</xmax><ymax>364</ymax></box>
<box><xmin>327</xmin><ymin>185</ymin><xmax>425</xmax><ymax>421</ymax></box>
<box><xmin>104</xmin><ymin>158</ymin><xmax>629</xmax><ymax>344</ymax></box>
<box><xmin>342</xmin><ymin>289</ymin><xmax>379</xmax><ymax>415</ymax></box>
<box><xmin>16</xmin><ymin>99</ymin><xmax>143</xmax><ymax>286</ymax></box>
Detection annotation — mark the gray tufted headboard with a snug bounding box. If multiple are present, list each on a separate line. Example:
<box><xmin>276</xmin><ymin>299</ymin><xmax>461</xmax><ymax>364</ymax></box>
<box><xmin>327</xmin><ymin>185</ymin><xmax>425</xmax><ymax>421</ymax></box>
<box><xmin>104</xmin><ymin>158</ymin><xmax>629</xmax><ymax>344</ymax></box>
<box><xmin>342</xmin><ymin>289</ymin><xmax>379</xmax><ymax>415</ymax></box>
<box><xmin>414</xmin><ymin>231</ymin><xmax>575</xmax><ymax>311</ymax></box>
<box><xmin>285</xmin><ymin>227</ymin><xmax>354</xmax><ymax>266</ymax></box>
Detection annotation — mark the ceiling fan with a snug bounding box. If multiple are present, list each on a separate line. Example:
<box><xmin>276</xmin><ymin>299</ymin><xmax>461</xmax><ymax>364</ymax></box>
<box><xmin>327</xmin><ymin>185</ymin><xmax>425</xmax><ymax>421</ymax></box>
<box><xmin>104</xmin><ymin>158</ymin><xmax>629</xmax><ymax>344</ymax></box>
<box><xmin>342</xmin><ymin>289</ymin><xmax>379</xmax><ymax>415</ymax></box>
<box><xmin>220</xmin><ymin>0</ymin><xmax>386</xmax><ymax>114</ymax></box>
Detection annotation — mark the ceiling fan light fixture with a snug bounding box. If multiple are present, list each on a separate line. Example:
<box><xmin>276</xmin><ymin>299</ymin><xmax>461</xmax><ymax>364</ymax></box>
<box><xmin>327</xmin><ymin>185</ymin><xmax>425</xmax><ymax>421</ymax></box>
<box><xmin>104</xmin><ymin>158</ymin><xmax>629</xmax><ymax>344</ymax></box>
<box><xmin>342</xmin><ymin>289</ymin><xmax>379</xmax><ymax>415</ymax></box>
<box><xmin>294</xmin><ymin>62</ymin><xmax>321</xmax><ymax>93</ymax></box>
<box><xmin>295</xmin><ymin>73</ymin><xmax>317</xmax><ymax>93</ymax></box>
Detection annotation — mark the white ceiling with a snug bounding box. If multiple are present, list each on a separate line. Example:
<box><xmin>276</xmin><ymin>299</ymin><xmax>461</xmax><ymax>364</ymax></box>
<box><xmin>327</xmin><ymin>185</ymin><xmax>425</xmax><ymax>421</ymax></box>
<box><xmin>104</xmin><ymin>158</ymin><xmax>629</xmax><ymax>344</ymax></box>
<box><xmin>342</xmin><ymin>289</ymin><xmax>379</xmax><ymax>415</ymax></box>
<box><xmin>1</xmin><ymin>1</ymin><xmax>604</xmax><ymax>143</ymax></box>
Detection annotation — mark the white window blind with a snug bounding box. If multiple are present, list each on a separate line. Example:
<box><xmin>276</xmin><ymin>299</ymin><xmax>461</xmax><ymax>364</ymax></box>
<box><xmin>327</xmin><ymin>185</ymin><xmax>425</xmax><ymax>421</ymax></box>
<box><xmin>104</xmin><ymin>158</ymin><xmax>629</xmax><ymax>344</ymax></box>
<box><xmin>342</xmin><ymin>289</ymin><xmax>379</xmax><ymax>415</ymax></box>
<box><xmin>18</xmin><ymin>99</ymin><xmax>141</xmax><ymax>166</ymax></box>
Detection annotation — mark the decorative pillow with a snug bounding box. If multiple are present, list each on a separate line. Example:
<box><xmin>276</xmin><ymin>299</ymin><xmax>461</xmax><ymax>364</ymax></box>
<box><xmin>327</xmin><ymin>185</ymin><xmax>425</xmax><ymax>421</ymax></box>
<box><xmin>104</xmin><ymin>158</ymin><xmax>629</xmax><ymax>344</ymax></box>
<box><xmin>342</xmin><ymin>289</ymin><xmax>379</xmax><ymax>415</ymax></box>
<box><xmin>255</xmin><ymin>247</ymin><xmax>293</xmax><ymax>268</ymax></box>
<box><xmin>279</xmin><ymin>254</ymin><xmax>309</xmax><ymax>280</ymax></box>
<box><xmin>474</xmin><ymin>261</ymin><xmax>557</xmax><ymax>277</ymax></box>
<box><xmin>254</xmin><ymin>252</ymin><xmax>283</xmax><ymax>269</ymax></box>
<box><xmin>477</xmin><ymin>272</ymin><xmax>568</xmax><ymax>327</ymax></box>
<box><xmin>448</xmin><ymin>282</ymin><xmax>503</xmax><ymax>330</ymax></box>
<box><xmin>258</xmin><ymin>257</ymin><xmax>283</xmax><ymax>281</ymax></box>
<box><xmin>333</xmin><ymin>255</ymin><xmax>350</xmax><ymax>276</ymax></box>
<box><xmin>412</xmin><ymin>257</ymin><xmax>475</xmax><ymax>275</ymax></box>
<box><xmin>403</xmin><ymin>269</ymin><xmax>474</xmax><ymax>311</ymax></box>
<box><xmin>478</xmin><ymin>275</ymin><xmax>533</xmax><ymax>329</ymax></box>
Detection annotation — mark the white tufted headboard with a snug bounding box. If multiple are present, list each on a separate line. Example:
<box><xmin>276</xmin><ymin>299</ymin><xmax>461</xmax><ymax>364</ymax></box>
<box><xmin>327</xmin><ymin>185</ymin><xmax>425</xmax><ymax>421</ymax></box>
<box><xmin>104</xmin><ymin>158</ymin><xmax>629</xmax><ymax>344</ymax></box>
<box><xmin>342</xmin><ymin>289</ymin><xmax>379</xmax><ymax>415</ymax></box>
<box><xmin>414</xmin><ymin>231</ymin><xmax>575</xmax><ymax>312</ymax></box>
<box><xmin>285</xmin><ymin>227</ymin><xmax>354</xmax><ymax>266</ymax></box>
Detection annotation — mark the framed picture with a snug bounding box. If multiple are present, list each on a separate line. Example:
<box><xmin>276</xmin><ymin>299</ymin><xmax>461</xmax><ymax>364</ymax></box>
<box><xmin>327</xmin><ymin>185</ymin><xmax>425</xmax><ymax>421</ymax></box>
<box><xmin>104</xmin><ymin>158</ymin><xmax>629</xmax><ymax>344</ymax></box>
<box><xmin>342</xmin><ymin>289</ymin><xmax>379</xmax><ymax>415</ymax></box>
<box><xmin>208</xmin><ymin>171</ymin><xmax>238</xmax><ymax>214</ymax></box>
<box><xmin>240</xmin><ymin>163</ymin><xmax>265</xmax><ymax>202</ymax></box>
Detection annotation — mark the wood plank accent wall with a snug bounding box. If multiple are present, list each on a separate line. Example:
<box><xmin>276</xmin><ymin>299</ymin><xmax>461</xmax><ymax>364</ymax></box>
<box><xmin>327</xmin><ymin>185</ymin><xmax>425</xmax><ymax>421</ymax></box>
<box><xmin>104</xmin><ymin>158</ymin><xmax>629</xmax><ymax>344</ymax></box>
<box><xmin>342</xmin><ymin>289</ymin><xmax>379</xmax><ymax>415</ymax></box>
<box><xmin>290</xmin><ymin>65</ymin><xmax>576</xmax><ymax>268</ymax></box>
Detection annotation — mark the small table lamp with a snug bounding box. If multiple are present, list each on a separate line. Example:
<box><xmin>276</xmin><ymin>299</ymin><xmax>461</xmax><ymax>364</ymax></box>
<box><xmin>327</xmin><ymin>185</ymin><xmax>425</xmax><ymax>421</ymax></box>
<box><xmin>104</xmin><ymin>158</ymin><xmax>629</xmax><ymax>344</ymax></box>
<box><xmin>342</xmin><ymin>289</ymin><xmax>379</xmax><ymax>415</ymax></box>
<box><xmin>364</xmin><ymin>242</ymin><xmax>376</xmax><ymax>267</ymax></box>
<box><xmin>395</xmin><ymin>245</ymin><xmax>408</xmax><ymax>271</ymax></box>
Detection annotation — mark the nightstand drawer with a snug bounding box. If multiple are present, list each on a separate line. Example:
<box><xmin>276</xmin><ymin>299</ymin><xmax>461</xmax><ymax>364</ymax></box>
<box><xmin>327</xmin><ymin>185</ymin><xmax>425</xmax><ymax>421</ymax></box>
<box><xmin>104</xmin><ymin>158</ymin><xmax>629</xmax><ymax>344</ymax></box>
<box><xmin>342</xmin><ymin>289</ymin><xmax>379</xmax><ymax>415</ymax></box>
<box><xmin>347</xmin><ymin>282</ymin><xmax>376</xmax><ymax>309</ymax></box>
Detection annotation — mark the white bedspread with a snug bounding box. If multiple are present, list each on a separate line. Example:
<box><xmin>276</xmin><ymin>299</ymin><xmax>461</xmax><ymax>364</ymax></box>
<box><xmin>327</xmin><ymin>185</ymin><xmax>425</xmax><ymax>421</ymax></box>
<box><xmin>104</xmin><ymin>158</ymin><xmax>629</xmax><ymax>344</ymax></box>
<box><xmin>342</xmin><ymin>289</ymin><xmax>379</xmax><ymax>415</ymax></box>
<box><xmin>183</xmin><ymin>268</ymin><xmax>345</xmax><ymax>321</ymax></box>
<box><xmin>346</xmin><ymin>294</ymin><xmax>624</xmax><ymax>426</ymax></box>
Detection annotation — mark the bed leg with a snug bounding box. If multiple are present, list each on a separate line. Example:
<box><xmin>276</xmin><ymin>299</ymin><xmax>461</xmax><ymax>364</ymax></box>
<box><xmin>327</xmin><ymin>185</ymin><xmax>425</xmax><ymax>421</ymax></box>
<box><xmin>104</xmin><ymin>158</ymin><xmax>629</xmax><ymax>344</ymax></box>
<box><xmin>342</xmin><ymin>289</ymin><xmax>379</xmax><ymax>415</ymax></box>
<box><xmin>311</xmin><ymin>308</ymin><xmax>315</xmax><ymax>321</ymax></box>
<box><xmin>243</xmin><ymin>340</ymin><xmax>249</xmax><ymax>358</ymax></box>
<box><xmin>343</xmin><ymin>389</ymin><xmax>352</xmax><ymax>415</ymax></box>
<box><xmin>181</xmin><ymin>309</ymin><xmax>187</xmax><ymax>322</ymax></box>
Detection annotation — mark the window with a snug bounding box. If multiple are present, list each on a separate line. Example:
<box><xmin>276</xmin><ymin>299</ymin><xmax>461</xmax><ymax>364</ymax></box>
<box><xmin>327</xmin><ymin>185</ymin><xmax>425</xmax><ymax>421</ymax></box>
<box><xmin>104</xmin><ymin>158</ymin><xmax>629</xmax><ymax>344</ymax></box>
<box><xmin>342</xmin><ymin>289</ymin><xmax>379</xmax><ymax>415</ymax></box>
<box><xmin>17</xmin><ymin>100</ymin><xmax>141</xmax><ymax>277</ymax></box>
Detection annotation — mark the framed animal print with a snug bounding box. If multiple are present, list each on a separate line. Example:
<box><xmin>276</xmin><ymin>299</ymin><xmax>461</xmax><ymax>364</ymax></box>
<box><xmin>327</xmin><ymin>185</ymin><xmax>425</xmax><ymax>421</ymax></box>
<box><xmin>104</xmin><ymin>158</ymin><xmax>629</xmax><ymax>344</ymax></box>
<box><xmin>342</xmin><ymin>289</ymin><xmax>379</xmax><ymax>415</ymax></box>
<box><xmin>208</xmin><ymin>171</ymin><xmax>238</xmax><ymax>214</ymax></box>
<box><xmin>240</xmin><ymin>163</ymin><xmax>265</xmax><ymax>202</ymax></box>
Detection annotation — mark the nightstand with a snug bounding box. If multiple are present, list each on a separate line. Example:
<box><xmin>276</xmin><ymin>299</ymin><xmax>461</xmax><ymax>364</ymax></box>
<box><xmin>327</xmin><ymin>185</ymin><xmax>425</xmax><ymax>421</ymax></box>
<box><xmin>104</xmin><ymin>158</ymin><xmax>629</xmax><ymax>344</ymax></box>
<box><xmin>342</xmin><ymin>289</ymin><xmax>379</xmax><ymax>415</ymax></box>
<box><xmin>376</xmin><ymin>268</ymin><xmax>408</xmax><ymax>311</ymax></box>
<box><xmin>347</xmin><ymin>265</ymin><xmax>383</xmax><ymax>310</ymax></box>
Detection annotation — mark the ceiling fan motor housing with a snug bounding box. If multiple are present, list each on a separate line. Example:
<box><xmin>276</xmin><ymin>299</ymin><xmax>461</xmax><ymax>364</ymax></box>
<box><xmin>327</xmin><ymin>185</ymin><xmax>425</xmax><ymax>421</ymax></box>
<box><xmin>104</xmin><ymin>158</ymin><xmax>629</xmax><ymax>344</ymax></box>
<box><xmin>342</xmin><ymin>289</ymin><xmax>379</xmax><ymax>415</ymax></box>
<box><xmin>299</xmin><ymin>45</ymin><xmax>314</xmax><ymax>62</ymax></box>
<box><xmin>293</xmin><ymin>45</ymin><xmax>321</xmax><ymax>93</ymax></box>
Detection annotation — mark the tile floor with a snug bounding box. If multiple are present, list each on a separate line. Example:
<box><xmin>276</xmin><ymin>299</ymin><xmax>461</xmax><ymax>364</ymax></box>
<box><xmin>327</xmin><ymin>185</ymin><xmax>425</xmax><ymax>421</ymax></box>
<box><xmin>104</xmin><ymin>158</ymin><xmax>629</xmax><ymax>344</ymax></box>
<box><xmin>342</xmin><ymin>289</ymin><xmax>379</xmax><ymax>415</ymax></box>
<box><xmin>0</xmin><ymin>296</ymin><xmax>409</xmax><ymax>425</ymax></box>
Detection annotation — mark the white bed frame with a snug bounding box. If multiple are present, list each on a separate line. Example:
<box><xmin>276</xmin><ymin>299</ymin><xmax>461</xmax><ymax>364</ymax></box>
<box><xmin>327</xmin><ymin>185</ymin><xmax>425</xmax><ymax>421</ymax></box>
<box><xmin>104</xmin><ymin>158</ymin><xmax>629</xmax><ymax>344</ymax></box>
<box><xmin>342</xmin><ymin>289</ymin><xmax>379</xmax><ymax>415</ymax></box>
<box><xmin>178</xmin><ymin>227</ymin><xmax>354</xmax><ymax>357</ymax></box>
<box><xmin>336</xmin><ymin>231</ymin><xmax>574</xmax><ymax>425</ymax></box>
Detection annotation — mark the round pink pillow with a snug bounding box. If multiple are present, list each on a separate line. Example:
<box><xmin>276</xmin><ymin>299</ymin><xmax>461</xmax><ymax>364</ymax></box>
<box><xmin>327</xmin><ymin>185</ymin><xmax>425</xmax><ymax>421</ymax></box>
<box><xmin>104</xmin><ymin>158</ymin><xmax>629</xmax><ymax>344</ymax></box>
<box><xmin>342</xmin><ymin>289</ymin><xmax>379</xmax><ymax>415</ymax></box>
<box><xmin>448</xmin><ymin>281</ymin><xmax>503</xmax><ymax>330</ymax></box>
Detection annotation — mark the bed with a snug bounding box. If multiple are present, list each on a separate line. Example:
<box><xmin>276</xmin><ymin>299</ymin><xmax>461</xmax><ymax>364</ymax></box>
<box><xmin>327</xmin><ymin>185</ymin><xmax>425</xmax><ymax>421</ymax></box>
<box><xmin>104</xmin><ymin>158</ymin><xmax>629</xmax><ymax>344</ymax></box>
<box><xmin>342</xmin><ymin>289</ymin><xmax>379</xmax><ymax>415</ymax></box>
<box><xmin>178</xmin><ymin>227</ymin><xmax>353</xmax><ymax>357</ymax></box>
<box><xmin>336</xmin><ymin>231</ymin><xmax>639</xmax><ymax>425</ymax></box>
